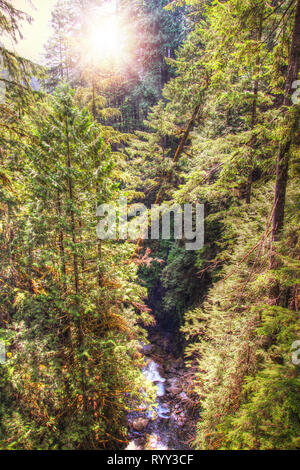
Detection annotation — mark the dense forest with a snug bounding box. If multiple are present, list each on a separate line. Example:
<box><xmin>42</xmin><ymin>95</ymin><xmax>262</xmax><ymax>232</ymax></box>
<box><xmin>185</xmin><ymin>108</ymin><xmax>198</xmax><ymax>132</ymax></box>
<box><xmin>0</xmin><ymin>0</ymin><xmax>299</xmax><ymax>451</ymax></box>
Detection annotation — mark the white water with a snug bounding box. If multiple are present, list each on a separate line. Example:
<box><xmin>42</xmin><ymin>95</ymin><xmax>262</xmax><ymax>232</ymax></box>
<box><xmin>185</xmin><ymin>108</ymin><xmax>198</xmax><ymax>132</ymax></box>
<box><xmin>143</xmin><ymin>360</ymin><xmax>165</xmax><ymax>384</ymax></box>
<box><xmin>143</xmin><ymin>360</ymin><xmax>170</xmax><ymax>419</ymax></box>
<box><xmin>126</xmin><ymin>359</ymin><xmax>170</xmax><ymax>450</ymax></box>
<box><xmin>127</xmin><ymin>337</ymin><xmax>192</xmax><ymax>451</ymax></box>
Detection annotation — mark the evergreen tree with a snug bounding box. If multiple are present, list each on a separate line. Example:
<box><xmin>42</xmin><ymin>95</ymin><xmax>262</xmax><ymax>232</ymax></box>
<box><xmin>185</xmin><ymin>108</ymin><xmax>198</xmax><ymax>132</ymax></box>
<box><xmin>0</xmin><ymin>84</ymin><xmax>154</xmax><ymax>449</ymax></box>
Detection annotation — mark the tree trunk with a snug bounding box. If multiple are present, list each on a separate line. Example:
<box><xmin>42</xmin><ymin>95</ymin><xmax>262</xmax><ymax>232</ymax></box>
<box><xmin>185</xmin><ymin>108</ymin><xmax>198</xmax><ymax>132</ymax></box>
<box><xmin>154</xmin><ymin>101</ymin><xmax>202</xmax><ymax>205</ymax></box>
<box><xmin>272</xmin><ymin>0</ymin><xmax>300</xmax><ymax>243</ymax></box>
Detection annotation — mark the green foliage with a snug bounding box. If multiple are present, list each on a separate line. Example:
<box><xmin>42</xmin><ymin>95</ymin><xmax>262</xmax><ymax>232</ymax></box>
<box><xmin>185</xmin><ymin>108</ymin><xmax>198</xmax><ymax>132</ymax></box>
<box><xmin>0</xmin><ymin>84</ymin><xmax>154</xmax><ymax>449</ymax></box>
<box><xmin>1</xmin><ymin>0</ymin><xmax>299</xmax><ymax>452</ymax></box>
<box><xmin>129</xmin><ymin>0</ymin><xmax>300</xmax><ymax>450</ymax></box>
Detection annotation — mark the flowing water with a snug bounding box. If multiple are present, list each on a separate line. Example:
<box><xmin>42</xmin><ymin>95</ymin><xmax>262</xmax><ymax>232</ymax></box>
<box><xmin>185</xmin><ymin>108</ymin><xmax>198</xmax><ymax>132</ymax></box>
<box><xmin>126</xmin><ymin>332</ymin><xmax>196</xmax><ymax>451</ymax></box>
<box><xmin>143</xmin><ymin>361</ymin><xmax>170</xmax><ymax>417</ymax></box>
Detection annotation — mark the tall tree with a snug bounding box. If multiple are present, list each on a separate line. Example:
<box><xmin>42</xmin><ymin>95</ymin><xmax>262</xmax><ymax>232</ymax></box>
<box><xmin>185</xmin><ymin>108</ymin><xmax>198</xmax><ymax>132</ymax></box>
<box><xmin>272</xmin><ymin>0</ymin><xmax>300</xmax><ymax>242</ymax></box>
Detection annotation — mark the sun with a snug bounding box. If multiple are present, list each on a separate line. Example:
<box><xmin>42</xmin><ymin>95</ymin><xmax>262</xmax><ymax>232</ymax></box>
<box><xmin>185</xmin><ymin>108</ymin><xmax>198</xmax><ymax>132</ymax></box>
<box><xmin>87</xmin><ymin>16</ymin><xmax>124</xmax><ymax>65</ymax></box>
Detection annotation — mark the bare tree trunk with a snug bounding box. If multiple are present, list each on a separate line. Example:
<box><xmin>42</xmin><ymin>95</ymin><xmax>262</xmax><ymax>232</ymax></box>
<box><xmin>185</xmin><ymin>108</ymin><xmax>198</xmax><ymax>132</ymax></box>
<box><xmin>154</xmin><ymin>101</ymin><xmax>202</xmax><ymax>206</ymax></box>
<box><xmin>269</xmin><ymin>0</ymin><xmax>300</xmax><ymax>306</ymax></box>
<box><xmin>272</xmin><ymin>0</ymin><xmax>300</xmax><ymax>243</ymax></box>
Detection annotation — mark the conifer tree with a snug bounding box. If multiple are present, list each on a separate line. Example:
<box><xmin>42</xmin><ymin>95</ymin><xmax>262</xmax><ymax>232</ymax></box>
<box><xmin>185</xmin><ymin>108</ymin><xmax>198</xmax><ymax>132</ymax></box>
<box><xmin>0</xmin><ymin>84</ymin><xmax>153</xmax><ymax>449</ymax></box>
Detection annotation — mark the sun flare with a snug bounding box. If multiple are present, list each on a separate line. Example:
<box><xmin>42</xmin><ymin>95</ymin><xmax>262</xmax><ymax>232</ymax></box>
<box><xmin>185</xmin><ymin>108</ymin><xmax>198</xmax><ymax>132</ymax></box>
<box><xmin>87</xmin><ymin>16</ymin><xmax>124</xmax><ymax>64</ymax></box>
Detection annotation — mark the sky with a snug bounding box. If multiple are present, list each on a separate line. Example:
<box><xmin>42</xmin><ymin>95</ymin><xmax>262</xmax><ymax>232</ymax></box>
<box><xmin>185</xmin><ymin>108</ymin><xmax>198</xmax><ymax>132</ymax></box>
<box><xmin>4</xmin><ymin>0</ymin><xmax>57</xmax><ymax>63</ymax></box>
<box><xmin>3</xmin><ymin>1</ymin><xmax>119</xmax><ymax>64</ymax></box>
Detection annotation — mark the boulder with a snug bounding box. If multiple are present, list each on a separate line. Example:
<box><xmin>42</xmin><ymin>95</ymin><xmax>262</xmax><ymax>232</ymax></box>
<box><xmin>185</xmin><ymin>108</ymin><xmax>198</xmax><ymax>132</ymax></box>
<box><xmin>152</xmin><ymin>354</ymin><xmax>164</xmax><ymax>366</ymax></box>
<box><xmin>132</xmin><ymin>418</ymin><xmax>150</xmax><ymax>432</ymax></box>
<box><xmin>166</xmin><ymin>377</ymin><xmax>183</xmax><ymax>395</ymax></box>
<box><xmin>167</xmin><ymin>384</ymin><xmax>182</xmax><ymax>395</ymax></box>
<box><xmin>142</xmin><ymin>343</ymin><xmax>156</xmax><ymax>355</ymax></box>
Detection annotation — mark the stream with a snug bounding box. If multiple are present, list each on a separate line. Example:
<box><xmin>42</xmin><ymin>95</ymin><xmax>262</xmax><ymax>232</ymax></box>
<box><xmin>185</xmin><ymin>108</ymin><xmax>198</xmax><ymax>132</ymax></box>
<box><xmin>126</xmin><ymin>330</ymin><xmax>196</xmax><ymax>451</ymax></box>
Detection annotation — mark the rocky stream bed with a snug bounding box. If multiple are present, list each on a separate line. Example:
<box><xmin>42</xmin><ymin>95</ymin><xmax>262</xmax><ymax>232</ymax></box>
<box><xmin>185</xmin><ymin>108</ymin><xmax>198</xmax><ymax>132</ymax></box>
<box><xmin>126</xmin><ymin>330</ymin><xmax>197</xmax><ymax>450</ymax></box>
